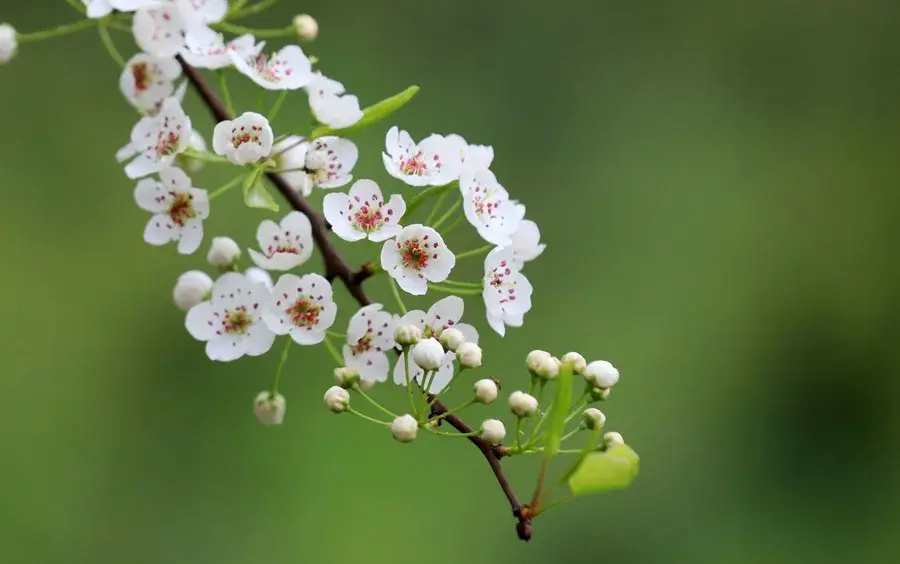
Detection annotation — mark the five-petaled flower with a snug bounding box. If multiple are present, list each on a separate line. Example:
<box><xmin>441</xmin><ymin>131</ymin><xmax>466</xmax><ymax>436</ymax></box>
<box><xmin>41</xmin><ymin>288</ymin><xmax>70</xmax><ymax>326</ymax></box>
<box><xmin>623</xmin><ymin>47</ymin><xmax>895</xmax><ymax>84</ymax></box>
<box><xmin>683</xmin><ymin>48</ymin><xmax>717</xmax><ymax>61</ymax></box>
<box><xmin>132</xmin><ymin>4</ymin><xmax>188</xmax><ymax>58</ymax></box>
<box><xmin>381</xmin><ymin>224</ymin><xmax>455</xmax><ymax>295</ymax></box>
<box><xmin>263</xmin><ymin>273</ymin><xmax>337</xmax><ymax>345</ymax></box>
<box><xmin>232</xmin><ymin>42</ymin><xmax>312</xmax><ymax>90</ymax></box>
<box><xmin>482</xmin><ymin>247</ymin><xmax>533</xmax><ymax>336</ymax></box>
<box><xmin>181</xmin><ymin>27</ymin><xmax>259</xmax><ymax>70</ymax></box>
<box><xmin>273</xmin><ymin>135</ymin><xmax>357</xmax><ymax>196</ymax></box>
<box><xmin>248</xmin><ymin>211</ymin><xmax>314</xmax><ymax>271</ymax></box>
<box><xmin>125</xmin><ymin>97</ymin><xmax>192</xmax><ymax>179</ymax></box>
<box><xmin>343</xmin><ymin>304</ymin><xmax>398</xmax><ymax>383</ymax></box>
<box><xmin>185</xmin><ymin>272</ymin><xmax>275</xmax><ymax>361</ymax></box>
<box><xmin>134</xmin><ymin>167</ymin><xmax>209</xmax><ymax>254</ymax></box>
<box><xmin>119</xmin><ymin>53</ymin><xmax>182</xmax><ymax>111</ymax></box>
<box><xmin>212</xmin><ymin>112</ymin><xmax>274</xmax><ymax>165</ymax></box>
<box><xmin>306</xmin><ymin>72</ymin><xmax>363</xmax><ymax>129</ymax></box>
<box><xmin>461</xmin><ymin>169</ymin><xmax>525</xmax><ymax>247</ymax></box>
<box><xmin>323</xmin><ymin>179</ymin><xmax>406</xmax><ymax>243</ymax></box>
<box><xmin>382</xmin><ymin>126</ymin><xmax>460</xmax><ymax>187</ymax></box>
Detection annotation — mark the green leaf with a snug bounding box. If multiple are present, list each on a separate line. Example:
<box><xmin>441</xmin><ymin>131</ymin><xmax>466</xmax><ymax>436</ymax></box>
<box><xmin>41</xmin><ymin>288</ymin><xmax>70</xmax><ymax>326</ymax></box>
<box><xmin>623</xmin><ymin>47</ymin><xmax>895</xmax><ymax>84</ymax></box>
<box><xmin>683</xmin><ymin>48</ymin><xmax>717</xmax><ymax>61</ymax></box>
<box><xmin>557</xmin><ymin>427</ymin><xmax>604</xmax><ymax>487</ymax></box>
<box><xmin>243</xmin><ymin>174</ymin><xmax>279</xmax><ymax>211</ymax></box>
<box><xmin>308</xmin><ymin>85</ymin><xmax>419</xmax><ymax>139</ymax></box>
<box><xmin>543</xmin><ymin>362</ymin><xmax>573</xmax><ymax>459</ymax></box>
<box><xmin>568</xmin><ymin>444</ymin><xmax>640</xmax><ymax>496</ymax></box>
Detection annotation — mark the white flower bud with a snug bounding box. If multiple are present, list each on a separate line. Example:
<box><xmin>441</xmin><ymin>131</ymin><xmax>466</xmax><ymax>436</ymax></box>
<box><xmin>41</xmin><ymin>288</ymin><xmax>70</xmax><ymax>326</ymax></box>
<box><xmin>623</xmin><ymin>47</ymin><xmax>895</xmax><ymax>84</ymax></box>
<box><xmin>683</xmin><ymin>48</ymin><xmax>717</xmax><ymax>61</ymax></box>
<box><xmin>582</xmin><ymin>408</ymin><xmax>606</xmax><ymax>430</ymax></box>
<box><xmin>173</xmin><ymin>270</ymin><xmax>213</xmax><ymax>311</ymax></box>
<box><xmin>394</xmin><ymin>323</ymin><xmax>422</xmax><ymax>347</ymax></box>
<box><xmin>253</xmin><ymin>391</ymin><xmax>286</xmax><ymax>426</ymax></box>
<box><xmin>333</xmin><ymin>366</ymin><xmax>360</xmax><ymax>389</ymax></box>
<box><xmin>207</xmin><ymin>236</ymin><xmax>241</xmax><ymax>268</ymax></box>
<box><xmin>0</xmin><ymin>24</ymin><xmax>17</xmax><ymax>64</ymax></box>
<box><xmin>411</xmin><ymin>338</ymin><xmax>444</xmax><ymax>371</ymax></box>
<box><xmin>526</xmin><ymin>350</ymin><xmax>558</xmax><ymax>380</ymax></box>
<box><xmin>561</xmin><ymin>352</ymin><xmax>587</xmax><ymax>375</ymax></box>
<box><xmin>456</xmin><ymin>342</ymin><xmax>483</xmax><ymax>368</ymax></box>
<box><xmin>292</xmin><ymin>14</ymin><xmax>318</xmax><ymax>41</ymax></box>
<box><xmin>473</xmin><ymin>379</ymin><xmax>498</xmax><ymax>405</ymax></box>
<box><xmin>585</xmin><ymin>360</ymin><xmax>619</xmax><ymax>388</ymax></box>
<box><xmin>305</xmin><ymin>148</ymin><xmax>329</xmax><ymax>171</ymax></box>
<box><xmin>603</xmin><ymin>431</ymin><xmax>625</xmax><ymax>448</ymax></box>
<box><xmin>508</xmin><ymin>390</ymin><xmax>539</xmax><ymax>418</ymax></box>
<box><xmin>390</xmin><ymin>414</ymin><xmax>418</xmax><ymax>443</ymax></box>
<box><xmin>323</xmin><ymin>386</ymin><xmax>350</xmax><ymax>413</ymax></box>
<box><xmin>244</xmin><ymin>267</ymin><xmax>273</xmax><ymax>290</ymax></box>
<box><xmin>480</xmin><ymin>419</ymin><xmax>506</xmax><ymax>445</ymax></box>
<box><xmin>439</xmin><ymin>328</ymin><xmax>465</xmax><ymax>351</ymax></box>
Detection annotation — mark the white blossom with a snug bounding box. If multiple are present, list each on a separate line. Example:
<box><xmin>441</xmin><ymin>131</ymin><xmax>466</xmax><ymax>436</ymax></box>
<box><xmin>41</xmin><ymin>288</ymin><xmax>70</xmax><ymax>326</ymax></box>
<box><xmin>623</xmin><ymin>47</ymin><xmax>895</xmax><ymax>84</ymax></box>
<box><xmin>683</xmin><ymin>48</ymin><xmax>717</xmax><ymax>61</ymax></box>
<box><xmin>504</xmin><ymin>219</ymin><xmax>545</xmax><ymax>269</ymax></box>
<box><xmin>382</xmin><ymin>127</ymin><xmax>460</xmax><ymax>187</ymax></box>
<box><xmin>461</xmin><ymin>169</ymin><xmax>524</xmax><ymax>247</ymax></box>
<box><xmin>411</xmin><ymin>337</ymin><xmax>444</xmax><ymax>371</ymax></box>
<box><xmin>125</xmin><ymin>97</ymin><xmax>192</xmax><ymax>179</ymax></box>
<box><xmin>176</xmin><ymin>0</ymin><xmax>228</xmax><ymax>30</ymax></box>
<box><xmin>583</xmin><ymin>408</ymin><xmax>606</xmax><ymax>430</ymax></box>
<box><xmin>83</xmin><ymin>0</ymin><xmax>154</xmax><ymax>19</ymax></box>
<box><xmin>393</xmin><ymin>349</ymin><xmax>456</xmax><ymax>394</ymax></box>
<box><xmin>0</xmin><ymin>24</ymin><xmax>14</xmax><ymax>64</ymax></box>
<box><xmin>119</xmin><ymin>53</ymin><xmax>182</xmax><ymax>111</ymax></box>
<box><xmin>324</xmin><ymin>386</ymin><xmax>350</xmax><ymax>413</ymax></box>
<box><xmin>482</xmin><ymin>247</ymin><xmax>533</xmax><ymax>336</ymax></box>
<box><xmin>293</xmin><ymin>14</ymin><xmax>318</xmax><ymax>41</ymax></box>
<box><xmin>473</xmin><ymin>379</ymin><xmax>498</xmax><ymax>405</ymax></box>
<box><xmin>181</xmin><ymin>27</ymin><xmax>259</xmax><ymax>70</ymax></box>
<box><xmin>381</xmin><ymin>225</ymin><xmax>455</xmax><ymax>295</ymax></box>
<box><xmin>244</xmin><ymin>267</ymin><xmax>273</xmax><ymax>290</ymax></box>
<box><xmin>134</xmin><ymin>167</ymin><xmax>208</xmax><ymax>254</ymax></box>
<box><xmin>445</xmin><ymin>134</ymin><xmax>494</xmax><ymax>175</ymax></box>
<box><xmin>273</xmin><ymin>135</ymin><xmax>357</xmax><ymax>196</ymax></box>
<box><xmin>306</xmin><ymin>72</ymin><xmax>363</xmax><ymax>129</ymax></box>
<box><xmin>480</xmin><ymin>419</ymin><xmax>506</xmax><ymax>445</ymax></box>
<box><xmin>248</xmin><ymin>211</ymin><xmax>314</xmax><ymax>271</ymax></box>
<box><xmin>212</xmin><ymin>112</ymin><xmax>274</xmax><ymax>165</ymax></box>
<box><xmin>206</xmin><ymin>236</ymin><xmax>241</xmax><ymax>267</ymax></box>
<box><xmin>324</xmin><ymin>179</ymin><xmax>405</xmax><ymax>243</ymax></box>
<box><xmin>456</xmin><ymin>342</ymin><xmax>482</xmax><ymax>368</ymax></box>
<box><xmin>173</xmin><ymin>270</ymin><xmax>213</xmax><ymax>311</ymax></box>
<box><xmin>561</xmin><ymin>352</ymin><xmax>587</xmax><ymax>375</ymax></box>
<box><xmin>604</xmin><ymin>431</ymin><xmax>625</xmax><ymax>448</ymax></box>
<box><xmin>508</xmin><ymin>391</ymin><xmax>539</xmax><ymax>417</ymax></box>
<box><xmin>185</xmin><ymin>272</ymin><xmax>275</xmax><ymax>361</ymax></box>
<box><xmin>390</xmin><ymin>414</ymin><xmax>418</xmax><ymax>443</ymax></box>
<box><xmin>439</xmin><ymin>327</ymin><xmax>465</xmax><ymax>352</ymax></box>
<box><xmin>263</xmin><ymin>273</ymin><xmax>336</xmax><ymax>345</ymax></box>
<box><xmin>526</xmin><ymin>350</ymin><xmax>558</xmax><ymax>380</ymax></box>
<box><xmin>132</xmin><ymin>4</ymin><xmax>188</xmax><ymax>57</ymax></box>
<box><xmin>585</xmin><ymin>360</ymin><xmax>619</xmax><ymax>388</ymax></box>
<box><xmin>232</xmin><ymin>41</ymin><xmax>312</xmax><ymax>90</ymax></box>
<box><xmin>342</xmin><ymin>304</ymin><xmax>397</xmax><ymax>384</ymax></box>
<box><xmin>253</xmin><ymin>391</ymin><xmax>286</xmax><ymax>425</ymax></box>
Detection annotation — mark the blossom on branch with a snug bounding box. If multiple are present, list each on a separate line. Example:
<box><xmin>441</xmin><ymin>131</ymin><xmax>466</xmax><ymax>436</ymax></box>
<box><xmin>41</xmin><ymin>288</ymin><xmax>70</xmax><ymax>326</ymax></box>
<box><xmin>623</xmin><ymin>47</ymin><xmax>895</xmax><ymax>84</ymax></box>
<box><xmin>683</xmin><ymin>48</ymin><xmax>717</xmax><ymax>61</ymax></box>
<box><xmin>461</xmin><ymin>169</ymin><xmax>525</xmax><ymax>247</ymax></box>
<box><xmin>306</xmin><ymin>72</ymin><xmax>363</xmax><ymax>129</ymax></box>
<box><xmin>482</xmin><ymin>247</ymin><xmax>533</xmax><ymax>336</ymax></box>
<box><xmin>273</xmin><ymin>136</ymin><xmax>358</xmax><ymax>196</ymax></box>
<box><xmin>323</xmin><ymin>179</ymin><xmax>406</xmax><ymax>243</ymax></box>
<box><xmin>446</xmin><ymin>134</ymin><xmax>494</xmax><ymax>175</ymax></box>
<box><xmin>263</xmin><ymin>273</ymin><xmax>337</xmax><ymax>345</ymax></box>
<box><xmin>503</xmin><ymin>219</ymin><xmax>545</xmax><ymax>269</ymax></box>
<box><xmin>125</xmin><ymin>97</ymin><xmax>192</xmax><ymax>179</ymax></box>
<box><xmin>119</xmin><ymin>53</ymin><xmax>182</xmax><ymax>111</ymax></box>
<box><xmin>381</xmin><ymin>225</ymin><xmax>455</xmax><ymax>295</ymax></box>
<box><xmin>232</xmin><ymin>42</ymin><xmax>313</xmax><ymax>90</ymax></box>
<box><xmin>248</xmin><ymin>211</ymin><xmax>314</xmax><ymax>271</ymax></box>
<box><xmin>382</xmin><ymin>127</ymin><xmax>460</xmax><ymax>187</ymax></box>
<box><xmin>134</xmin><ymin>166</ymin><xmax>208</xmax><ymax>254</ymax></box>
<box><xmin>342</xmin><ymin>304</ymin><xmax>398</xmax><ymax>383</ymax></box>
<box><xmin>212</xmin><ymin>111</ymin><xmax>274</xmax><ymax>165</ymax></box>
<box><xmin>181</xmin><ymin>27</ymin><xmax>258</xmax><ymax>70</ymax></box>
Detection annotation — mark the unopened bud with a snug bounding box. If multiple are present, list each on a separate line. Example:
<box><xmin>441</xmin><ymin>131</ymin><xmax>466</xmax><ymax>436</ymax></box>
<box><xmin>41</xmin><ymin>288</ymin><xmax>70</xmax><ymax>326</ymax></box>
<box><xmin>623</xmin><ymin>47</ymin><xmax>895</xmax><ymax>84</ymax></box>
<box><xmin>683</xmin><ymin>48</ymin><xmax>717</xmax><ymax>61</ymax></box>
<box><xmin>526</xmin><ymin>350</ymin><xmax>558</xmax><ymax>380</ymax></box>
<box><xmin>582</xmin><ymin>408</ymin><xmax>606</xmax><ymax>430</ymax></box>
<box><xmin>456</xmin><ymin>342</ymin><xmax>482</xmax><ymax>368</ymax></box>
<box><xmin>173</xmin><ymin>270</ymin><xmax>213</xmax><ymax>311</ymax></box>
<box><xmin>253</xmin><ymin>391</ymin><xmax>286</xmax><ymax>426</ymax></box>
<box><xmin>439</xmin><ymin>328</ymin><xmax>465</xmax><ymax>351</ymax></box>
<box><xmin>394</xmin><ymin>323</ymin><xmax>422</xmax><ymax>347</ymax></box>
<box><xmin>412</xmin><ymin>338</ymin><xmax>444</xmax><ymax>371</ymax></box>
<box><xmin>0</xmin><ymin>24</ymin><xmax>17</xmax><ymax>64</ymax></box>
<box><xmin>508</xmin><ymin>390</ymin><xmax>539</xmax><ymax>417</ymax></box>
<box><xmin>590</xmin><ymin>387</ymin><xmax>611</xmax><ymax>402</ymax></box>
<box><xmin>323</xmin><ymin>386</ymin><xmax>350</xmax><ymax>413</ymax></box>
<box><xmin>603</xmin><ymin>431</ymin><xmax>625</xmax><ymax>448</ymax></box>
<box><xmin>292</xmin><ymin>14</ymin><xmax>318</xmax><ymax>41</ymax></box>
<box><xmin>206</xmin><ymin>236</ymin><xmax>241</xmax><ymax>268</ymax></box>
<box><xmin>244</xmin><ymin>267</ymin><xmax>273</xmax><ymax>290</ymax></box>
<box><xmin>585</xmin><ymin>360</ymin><xmax>619</xmax><ymax>388</ymax></box>
<box><xmin>473</xmin><ymin>379</ymin><xmax>498</xmax><ymax>404</ymax></box>
<box><xmin>333</xmin><ymin>366</ymin><xmax>359</xmax><ymax>389</ymax></box>
<box><xmin>480</xmin><ymin>419</ymin><xmax>506</xmax><ymax>445</ymax></box>
<box><xmin>561</xmin><ymin>352</ymin><xmax>587</xmax><ymax>375</ymax></box>
<box><xmin>390</xmin><ymin>414</ymin><xmax>418</xmax><ymax>443</ymax></box>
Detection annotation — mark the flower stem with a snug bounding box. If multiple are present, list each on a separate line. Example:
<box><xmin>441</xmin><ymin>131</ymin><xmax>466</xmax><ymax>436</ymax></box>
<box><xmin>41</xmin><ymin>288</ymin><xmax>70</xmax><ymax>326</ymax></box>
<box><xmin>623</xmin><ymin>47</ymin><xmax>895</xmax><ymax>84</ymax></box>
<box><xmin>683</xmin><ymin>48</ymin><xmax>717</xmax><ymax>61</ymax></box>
<box><xmin>439</xmin><ymin>279</ymin><xmax>483</xmax><ymax>289</ymax></box>
<box><xmin>208</xmin><ymin>175</ymin><xmax>245</xmax><ymax>200</ymax></box>
<box><xmin>268</xmin><ymin>91</ymin><xmax>288</xmax><ymax>122</ymax></box>
<box><xmin>559</xmin><ymin>426</ymin><xmax>584</xmax><ymax>443</ymax></box>
<box><xmin>325</xmin><ymin>330</ymin><xmax>346</xmax><ymax>339</ymax></box>
<box><xmin>322</xmin><ymin>335</ymin><xmax>344</xmax><ymax>366</ymax></box>
<box><xmin>218</xmin><ymin>71</ymin><xmax>235</xmax><ymax>116</ymax></box>
<box><xmin>441</xmin><ymin>213</ymin><xmax>467</xmax><ymax>236</ymax></box>
<box><xmin>455</xmin><ymin>244</ymin><xmax>494</xmax><ymax>261</ymax></box>
<box><xmin>16</xmin><ymin>19</ymin><xmax>97</xmax><ymax>43</ymax></box>
<box><xmin>429</xmin><ymin>399</ymin><xmax>475</xmax><ymax>423</ymax></box>
<box><xmin>401</xmin><ymin>347</ymin><xmax>419</xmax><ymax>420</ymax></box>
<box><xmin>353</xmin><ymin>386</ymin><xmax>397</xmax><ymax>419</ymax></box>
<box><xmin>229</xmin><ymin>0</ymin><xmax>283</xmax><ymax>20</ymax></box>
<box><xmin>388</xmin><ymin>276</ymin><xmax>408</xmax><ymax>315</ymax></box>
<box><xmin>347</xmin><ymin>407</ymin><xmax>390</xmax><ymax>426</ymax></box>
<box><xmin>97</xmin><ymin>21</ymin><xmax>125</xmax><ymax>68</ymax></box>
<box><xmin>183</xmin><ymin>149</ymin><xmax>231</xmax><ymax>164</ymax></box>
<box><xmin>531</xmin><ymin>494</ymin><xmax>575</xmax><ymax>517</ymax></box>
<box><xmin>431</xmin><ymin>198</ymin><xmax>462</xmax><ymax>230</ymax></box>
<box><xmin>405</xmin><ymin>183</ymin><xmax>452</xmax><ymax>218</ymax></box>
<box><xmin>269</xmin><ymin>337</ymin><xmax>292</xmax><ymax>396</ymax></box>
<box><xmin>425</xmin><ymin>427</ymin><xmax>479</xmax><ymax>438</ymax></box>
<box><xmin>427</xmin><ymin>284</ymin><xmax>482</xmax><ymax>295</ymax></box>
<box><xmin>65</xmin><ymin>0</ymin><xmax>86</xmax><ymax>14</ymax></box>
<box><xmin>424</xmin><ymin>189</ymin><xmax>450</xmax><ymax>225</ymax></box>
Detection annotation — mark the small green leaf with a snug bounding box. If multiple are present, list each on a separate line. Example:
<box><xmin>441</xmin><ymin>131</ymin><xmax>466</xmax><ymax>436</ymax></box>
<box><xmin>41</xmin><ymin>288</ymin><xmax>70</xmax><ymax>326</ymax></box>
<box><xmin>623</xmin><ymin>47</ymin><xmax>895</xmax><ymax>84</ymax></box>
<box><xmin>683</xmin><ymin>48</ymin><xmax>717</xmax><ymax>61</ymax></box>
<box><xmin>308</xmin><ymin>85</ymin><xmax>420</xmax><ymax>139</ymax></box>
<box><xmin>243</xmin><ymin>175</ymin><xmax>279</xmax><ymax>211</ymax></box>
<box><xmin>543</xmin><ymin>362</ymin><xmax>573</xmax><ymax>459</ymax></box>
<box><xmin>568</xmin><ymin>444</ymin><xmax>640</xmax><ymax>496</ymax></box>
<box><xmin>557</xmin><ymin>427</ymin><xmax>603</xmax><ymax>486</ymax></box>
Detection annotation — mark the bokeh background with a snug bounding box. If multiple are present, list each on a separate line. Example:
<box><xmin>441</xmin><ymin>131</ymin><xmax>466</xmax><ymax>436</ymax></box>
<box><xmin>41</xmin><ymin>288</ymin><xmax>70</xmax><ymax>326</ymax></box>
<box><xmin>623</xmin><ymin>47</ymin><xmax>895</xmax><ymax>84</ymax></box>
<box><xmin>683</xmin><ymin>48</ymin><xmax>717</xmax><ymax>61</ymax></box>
<box><xmin>2</xmin><ymin>1</ymin><xmax>899</xmax><ymax>562</ymax></box>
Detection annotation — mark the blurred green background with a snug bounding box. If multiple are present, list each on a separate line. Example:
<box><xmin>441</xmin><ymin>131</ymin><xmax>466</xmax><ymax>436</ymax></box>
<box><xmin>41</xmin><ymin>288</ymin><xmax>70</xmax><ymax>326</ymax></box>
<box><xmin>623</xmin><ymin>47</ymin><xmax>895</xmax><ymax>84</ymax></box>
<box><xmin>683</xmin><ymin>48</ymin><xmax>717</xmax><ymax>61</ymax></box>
<box><xmin>2</xmin><ymin>1</ymin><xmax>899</xmax><ymax>562</ymax></box>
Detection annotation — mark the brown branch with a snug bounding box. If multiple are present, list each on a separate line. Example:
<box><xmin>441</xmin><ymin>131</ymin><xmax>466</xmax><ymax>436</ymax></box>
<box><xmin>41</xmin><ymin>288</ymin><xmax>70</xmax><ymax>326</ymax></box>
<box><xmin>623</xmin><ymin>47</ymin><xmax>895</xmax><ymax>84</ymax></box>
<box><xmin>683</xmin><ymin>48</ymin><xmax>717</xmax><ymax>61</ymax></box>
<box><xmin>178</xmin><ymin>57</ymin><xmax>532</xmax><ymax>541</ymax></box>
